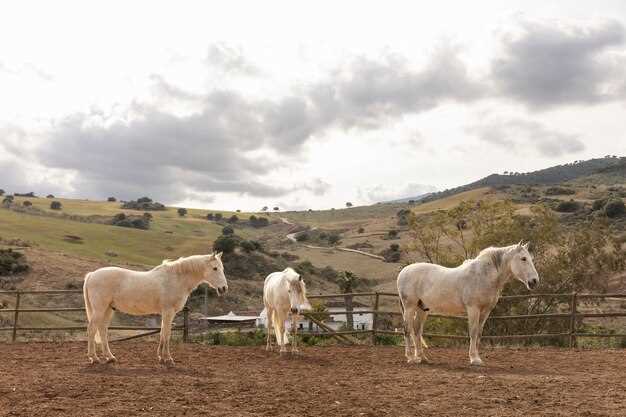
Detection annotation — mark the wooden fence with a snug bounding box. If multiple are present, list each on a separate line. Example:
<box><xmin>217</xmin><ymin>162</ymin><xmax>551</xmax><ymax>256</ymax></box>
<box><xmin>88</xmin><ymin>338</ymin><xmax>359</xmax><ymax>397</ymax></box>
<box><xmin>0</xmin><ymin>289</ymin><xmax>625</xmax><ymax>346</ymax></box>
<box><xmin>305</xmin><ymin>291</ymin><xmax>626</xmax><ymax>347</ymax></box>
<box><xmin>0</xmin><ymin>290</ymin><xmax>189</xmax><ymax>343</ymax></box>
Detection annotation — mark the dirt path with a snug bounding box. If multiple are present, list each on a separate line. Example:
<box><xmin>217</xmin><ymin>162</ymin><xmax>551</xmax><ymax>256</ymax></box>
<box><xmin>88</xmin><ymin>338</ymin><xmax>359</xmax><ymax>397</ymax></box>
<box><xmin>282</xmin><ymin>218</ymin><xmax>386</xmax><ymax>261</ymax></box>
<box><xmin>1</xmin><ymin>343</ymin><xmax>625</xmax><ymax>417</ymax></box>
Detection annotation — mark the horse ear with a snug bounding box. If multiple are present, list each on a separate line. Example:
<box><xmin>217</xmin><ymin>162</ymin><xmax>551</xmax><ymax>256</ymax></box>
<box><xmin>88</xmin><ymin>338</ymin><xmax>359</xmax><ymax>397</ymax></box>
<box><xmin>216</xmin><ymin>252</ymin><xmax>223</xmax><ymax>259</ymax></box>
<box><xmin>522</xmin><ymin>242</ymin><xmax>530</xmax><ymax>250</ymax></box>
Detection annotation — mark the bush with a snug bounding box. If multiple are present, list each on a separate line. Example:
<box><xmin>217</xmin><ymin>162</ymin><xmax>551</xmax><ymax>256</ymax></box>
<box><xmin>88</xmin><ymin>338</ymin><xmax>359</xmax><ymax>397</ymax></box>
<box><xmin>592</xmin><ymin>199</ymin><xmax>607</xmax><ymax>211</ymax></box>
<box><xmin>249</xmin><ymin>216</ymin><xmax>269</xmax><ymax>228</ymax></box>
<box><xmin>545</xmin><ymin>187</ymin><xmax>576</xmax><ymax>196</ymax></box>
<box><xmin>240</xmin><ymin>240</ymin><xmax>262</xmax><ymax>253</ymax></box>
<box><xmin>295</xmin><ymin>232</ymin><xmax>309</xmax><ymax>242</ymax></box>
<box><xmin>107</xmin><ymin>197</ymin><xmax>116</xmax><ymax>202</ymax></box>
<box><xmin>121</xmin><ymin>197</ymin><xmax>166</xmax><ymax>211</ymax></box>
<box><xmin>22</xmin><ymin>201</ymin><xmax>32</xmax><ymax>207</ymax></box>
<box><xmin>206</xmin><ymin>213</ymin><xmax>214</xmax><ymax>221</ymax></box>
<box><xmin>111</xmin><ymin>212</ymin><xmax>150</xmax><ymax>230</ymax></box>
<box><xmin>390</xmin><ymin>243</ymin><xmax>400</xmax><ymax>252</ymax></box>
<box><xmin>2</xmin><ymin>195</ymin><xmax>14</xmax><ymax>206</ymax></box>
<box><xmin>214</xmin><ymin>213</ymin><xmax>223</xmax><ymax>221</ymax></box>
<box><xmin>50</xmin><ymin>201</ymin><xmax>62</xmax><ymax>210</ymax></box>
<box><xmin>143</xmin><ymin>212</ymin><xmax>153</xmax><ymax>221</ymax></box>
<box><xmin>605</xmin><ymin>199</ymin><xmax>626</xmax><ymax>218</ymax></box>
<box><xmin>222</xmin><ymin>225</ymin><xmax>234</xmax><ymax>236</ymax></box>
<box><xmin>177</xmin><ymin>207</ymin><xmax>187</xmax><ymax>217</ymax></box>
<box><xmin>46</xmin><ymin>194</ymin><xmax>54</xmax><ymax>199</ymax></box>
<box><xmin>327</xmin><ymin>234</ymin><xmax>340</xmax><ymax>245</ymax></box>
<box><xmin>213</xmin><ymin>236</ymin><xmax>238</xmax><ymax>254</ymax></box>
<box><xmin>0</xmin><ymin>249</ymin><xmax>29</xmax><ymax>275</ymax></box>
<box><xmin>0</xmin><ymin>189</ymin><xmax>4</xmax><ymax>196</ymax></box>
<box><xmin>228</xmin><ymin>215</ymin><xmax>239</xmax><ymax>224</ymax></box>
<box><xmin>387</xmin><ymin>229</ymin><xmax>399</xmax><ymax>239</ymax></box>
<box><xmin>554</xmin><ymin>200</ymin><xmax>580</xmax><ymax>213</ymax></box>
<box><xmin>357</xmin><ymin>227</ymin><xmax>365</xmax><ymax>234</ymax></box>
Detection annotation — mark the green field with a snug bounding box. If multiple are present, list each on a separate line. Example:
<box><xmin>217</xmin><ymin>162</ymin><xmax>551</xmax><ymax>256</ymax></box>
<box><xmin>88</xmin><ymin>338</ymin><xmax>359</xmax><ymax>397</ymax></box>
<box><xmin>1</xmin><ymin>197</ymin><xmax>261</xmax><ymax>266</ymax></box>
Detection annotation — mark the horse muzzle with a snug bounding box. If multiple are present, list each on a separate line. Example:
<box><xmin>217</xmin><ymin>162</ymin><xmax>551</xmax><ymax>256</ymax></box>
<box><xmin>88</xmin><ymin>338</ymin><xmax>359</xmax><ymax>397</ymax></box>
<box><xmin>290</xmin><ymin>308</ymin><xmax>298</xmax><ymax>314</ymax></box>
<box><xmin>216</xmin><ymin>286</ymin><xmax>228</xmax><ymax>296</ymax></box>
<box><xmin>527</xmin><ymin>279</ymin><xmax>539</xmax><ymax>290</ymax></box>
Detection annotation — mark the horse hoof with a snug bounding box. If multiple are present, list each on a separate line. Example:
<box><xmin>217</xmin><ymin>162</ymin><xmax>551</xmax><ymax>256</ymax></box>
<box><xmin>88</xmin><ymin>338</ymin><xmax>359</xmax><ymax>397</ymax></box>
<box><xmin>470</xmin><ymin>359</ymin><xmax>484</xmax><ymax>366</ymax></box>
<box><xmin>106</xmin><ymin>356</ymin><xmax>117</xmax><ymax>363</ymax></box>
<box><xmin>88</xmin><ymin>357</ymin><xmax>99</xmax><ymax>365</ymax></box>
<box><xmin>165</xmin><ymin>359</ymin><xmax>175</xmax><ymax>367</ymax></box>
<box><xmin>418</xmin><ymin>357</ymin><xmax>430</xmax><ymax>364</ymax></box>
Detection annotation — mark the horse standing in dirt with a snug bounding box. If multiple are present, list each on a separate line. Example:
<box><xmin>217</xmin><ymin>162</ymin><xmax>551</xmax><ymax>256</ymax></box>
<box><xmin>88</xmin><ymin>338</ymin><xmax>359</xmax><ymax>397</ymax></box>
<box><xmin>398</xmin><ymin>242</ymin><xmax>539</xmax><ymax>366</ymax></box>
<box><xmin>263</xmin><ymin>267</ymin><xmax>311</xmax><ymax>353</ymax></box>
<box><xmin>83</xmin><ymin>253</ymin><xmax>228</xmax><ymax>365</ymax></box>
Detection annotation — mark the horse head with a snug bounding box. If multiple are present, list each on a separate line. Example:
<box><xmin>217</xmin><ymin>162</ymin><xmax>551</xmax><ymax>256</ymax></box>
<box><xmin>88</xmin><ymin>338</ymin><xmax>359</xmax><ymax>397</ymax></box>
<box><xmin>508</xmin><ymin>241</ymin><xmax>540</xmax><ymax>290</ymax></box>
<box><xmin>205</xmin><ymin>252</ymin><xmax>228</xmax><ymax>296</ymax></box>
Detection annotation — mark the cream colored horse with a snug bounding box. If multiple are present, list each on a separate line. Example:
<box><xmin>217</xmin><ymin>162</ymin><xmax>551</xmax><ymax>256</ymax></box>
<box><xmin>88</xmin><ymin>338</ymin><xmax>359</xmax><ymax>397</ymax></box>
<box><xmin>83</xmin><ymin>253</ymin><xmax>227</xmax><ymax>365</ymax></box>
<box><xmin>398</xmin><ymin>242</ymin><xmax>539</xmax><ymax>366</ymax></box>
<box><xmin>263</xmin><ymin>267</ymin><xmax>311</xmax><ymax>353</ymax></box>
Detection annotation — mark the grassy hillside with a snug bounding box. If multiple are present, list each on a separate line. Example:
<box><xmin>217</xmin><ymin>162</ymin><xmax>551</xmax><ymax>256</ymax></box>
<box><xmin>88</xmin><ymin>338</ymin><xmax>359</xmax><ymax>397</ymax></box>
<box><xmin>1</xmin><ymin>196</ymin><xmax>262</xmax><ymax>266</ymax></box>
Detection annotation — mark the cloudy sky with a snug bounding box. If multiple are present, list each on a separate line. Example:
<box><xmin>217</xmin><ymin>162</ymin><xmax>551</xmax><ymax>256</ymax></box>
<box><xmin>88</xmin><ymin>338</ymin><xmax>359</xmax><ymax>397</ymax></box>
<box><xmin>1</xmin><ymin>1</ymin><xmax>626</xmax><ymax>211</ymax></box>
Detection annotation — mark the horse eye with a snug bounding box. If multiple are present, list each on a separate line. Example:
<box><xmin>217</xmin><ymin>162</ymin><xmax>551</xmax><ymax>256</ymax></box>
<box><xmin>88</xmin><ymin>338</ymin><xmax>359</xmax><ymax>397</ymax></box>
<box><xmin>213</xmin><ymin>267</ymin><xmax>218</xmax><ymax>271</ymax></box>
<box><xmin>521</xmin><ymin>257</ymin><xmax>527</xmax><ymax>262</ymax></box>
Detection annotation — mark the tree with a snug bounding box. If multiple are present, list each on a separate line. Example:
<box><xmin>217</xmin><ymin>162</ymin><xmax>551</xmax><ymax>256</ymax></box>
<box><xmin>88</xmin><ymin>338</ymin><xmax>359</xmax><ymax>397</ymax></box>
<box><xmin>387</xmin><ymin>229</ymin><xmax>399</xmax><ymax>239</ymax></box>
<box><xmin>46</xmin><ymin>194</ymin><xmax>55</xmax><ymax>199</ymax></box>
<box><xmin>2</xmin><ymin>195</ymin><xmax>14</xmax><ymax>206</ymax></box>
<box><xmin>346</xmin><ymin>202</ymin><xmax>353</xmax><ymax>208</ymax></box>
<box><xmin>228</xmin><ymin>215</ymin><xmax>239</xmax><ymax>224</ymax></box>
<box><xmin>273</xmin><ymin>207</ymin><xmax>279</xmax><ymax>212</ymax></box>
<box><xmin>262</xmin><ymin>206</ymin><xmax>268</xmax><ymax>212</ymax></box>
<box><xmin>50</xmin><ymin>201</ymin><xmax>62</xmax><ymax>210</ymax></box>
<box><xmin>328</xmin><ymin>233</ymin><xmax>340</xmax><ymax>245</ymax></box>
<box><xmin>236</xmin><ymin>209</ymin><xmax>241</xmax><ymax>213</ymax></box>
<box><xmin>177</xmin><ymin>207</ymin><xmax>188</xmax><ymax>217</ymax></box>
<box><xmin>213</xmin><ymin>235</ymin><xmax>237</xmax><ymax>254</ymax></box>
<box><xmin>214</xmin><ymin>213</ymin><xmax>223</xmax><ymax>221</ymax></box>
<box><xmin>338</xmin><ymin>271</ymin><xmax>359</xmax><ymax>330</ymax></box>
<box><xmin>0</xmin><ymin>189</ymin><xmax>4</xmax><ymax>196</ymax></box>
<box><xmin>22</xmin><ymin>201</ymin><xmax>32</xmax><ymax>207</ymax></box>
<box><xmin>222</xmin><ymin>225</ymin><xmax>234</xmax><ymax>236</ymax></box>
<box><xmin>605</xmin><ymin>199</ymin><xmax>625</xmax><ymax>218</ymax></box>
<box><xmin>107</xmin><ymin>197</ymin><xmax>116</xmax><ymax>202</ymax></box>
<box><xmin>206</xmin><ymin>213</ymin><xmax>214</xmax><ymax>221</ymax></box>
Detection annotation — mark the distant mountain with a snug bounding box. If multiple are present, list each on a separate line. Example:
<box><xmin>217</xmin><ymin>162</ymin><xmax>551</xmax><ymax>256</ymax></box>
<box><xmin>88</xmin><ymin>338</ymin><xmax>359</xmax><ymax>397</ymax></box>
<box><xmin>386</xmin><ymin>192</ymin><xmax>435</xmax><ymax>204</ymax></box>
<box><xmin>420</xmin><ymin>156</ymin><xmax>625</xmax><ymax>204</ymax></box>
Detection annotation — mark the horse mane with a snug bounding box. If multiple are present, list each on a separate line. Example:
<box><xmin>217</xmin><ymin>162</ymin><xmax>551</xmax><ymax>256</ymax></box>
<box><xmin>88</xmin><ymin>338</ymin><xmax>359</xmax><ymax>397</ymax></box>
<box><xmin>157</xmin><ymin>254</ymin><xmax>210</xmax><ymax>276</ymax></box>
<box><xmin>474</xmin><ymin>245</ymin><xmax>515</xmax><ymax>272</ymax></box>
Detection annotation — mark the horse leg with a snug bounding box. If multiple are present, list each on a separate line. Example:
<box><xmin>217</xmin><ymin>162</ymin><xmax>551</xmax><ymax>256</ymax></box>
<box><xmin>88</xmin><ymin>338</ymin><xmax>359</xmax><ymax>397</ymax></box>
<box><xmin>415</xmin><ymin>310</ymin><xmax>429</xmax><ymax>363</ymax></box>
<box><xmin>274</xmin><ymin>312</ymin><xmax>287</xmax><ymax>354</ymax></box>
<box><xmin>467</xmin><ymin>306</ymin><xmax>483</xmax><ymax>366</ymax></box>
<box><xmin>100</xmin><ymin>307</ymin><xmax>116</xmax><ymax>363</ymax></box>
<box><xmin>403</xmin><ymin>305</ymin><xmax>418</xmax><ymax>363</ymax></box>
<box><xmin>161</xmin><ymin>310</ymin><xmax>176</xmax><ymax>366</ymax></box>
<box><xmin>265</xmin><ymin>307</ymin><xmax>274</xmax><ymax>351</ymax></box>
<box><xmin>86</xmin><ymin>316</ymin><xmax>101</xmax><ymax>364</ymax></box>
<box><xmin>478</xmin><ymin>308</ymin><xmax>491</xmax><ymax>347</ymax></box>
<box><xmin>291</xmin><ymin>313</ymin><xmax>299</xmax><ymax>353</ymax></box>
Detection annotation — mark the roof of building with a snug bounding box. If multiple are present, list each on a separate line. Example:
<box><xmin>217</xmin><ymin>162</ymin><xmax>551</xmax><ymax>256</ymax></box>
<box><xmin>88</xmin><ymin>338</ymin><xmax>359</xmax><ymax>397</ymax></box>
<box><xmin>200</xmin><ymin>311</ymin><xmax>259</xmax><ymax>322</ymax></box>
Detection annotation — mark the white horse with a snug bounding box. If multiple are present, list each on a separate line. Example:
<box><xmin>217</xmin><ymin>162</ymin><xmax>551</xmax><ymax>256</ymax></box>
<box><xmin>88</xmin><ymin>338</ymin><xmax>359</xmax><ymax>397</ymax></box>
<box><xmin>263</xmin><ymin>267</ymin><xmax>312</xmax><ymax>353</ymax></box>
<box><xmin>397</xmin><ymin>242</ymin><xmax>539</xmax><ymax>366</ymax></box>
<box><xmin>83</xmin><ymin>252</ymin><xmax>227</xmax><ymax>365</ymax></box>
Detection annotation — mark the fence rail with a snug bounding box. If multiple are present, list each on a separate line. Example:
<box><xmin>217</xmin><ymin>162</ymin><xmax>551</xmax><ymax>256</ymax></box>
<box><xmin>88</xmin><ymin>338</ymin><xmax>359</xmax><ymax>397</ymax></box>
<box><xmin>307</xmin><ymin>291</ymin><xmax>626</xmax><ymax>346</ymax></box>
<box><xmin>1</xmin><ymin>289</ymin><xmax>625</xmax><ymax>346</ymax></box>
<box><xmin>0</xmin><ymin>290</ymin><xmax>188</xmax><ymax>342</ymax></box>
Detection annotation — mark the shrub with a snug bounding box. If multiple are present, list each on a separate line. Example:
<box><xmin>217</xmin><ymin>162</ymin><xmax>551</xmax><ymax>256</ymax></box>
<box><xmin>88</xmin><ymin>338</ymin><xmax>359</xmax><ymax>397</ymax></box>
<box><xmin>545</xmin><ymin>187</ymin><xmax>576</xmax><ymax>196</ymax></box>
<box><xmin>222</xmin><ymin>225</ymin><xmax>234</xmax><ymax>236</ymax></box>
<box><xmin>107</xmin><ymin>197</ymin><xmax>116</xmax><ymax>202</ymax></box>
<box><xmin>295</xmin><ymin>232</ymin><xmax>309</xmax><ymax>242</ymax></box>
<box><xmin>228</xmin><ymin>215</ymin><xmax>239</xmax><ymax>224</ymax></box>
<box><xmin>22</xmin><ymin>201</ymin><xmax>32</xmax><ymax>207</ymax></box>
<box><xmin>177</xmin><ymin>207</ymin><xmax>187</xmax><ymax>217</ymax></box>
<box><xmin>357</xmin><ymin>227</ymin><xmax>365</xmax><ymax>234</ymax></box>
<box><xmin>387</xmin><ymin>229</ymin><xmax>399</xmax><ymax>239</ymax></box>
<box><xmin>390</xmin><ymin>243</ymin><xmax>400</xmax><ymax>252</ymax></box>
<box><xmin>46</xmin><ymin>194</ymin><xmax>54</xmax><ymax>199</ymax></box>
<box><xmin>327</xmin><ymin>234</ymin><xmax>341</xmax><ymax>245</ymax></box>
<box><xmin>50</xmin><ymin>201</ymin><xmax>62</xmax><ymax>210</ymax></box>
<box><xmin>143</xmin><ymin>212</ymin><xmax>153</xmax><ymax>220</ymax></box>
<box><xmin>206</xmin><ymin>213</ymin><xmax>214</xmax><ymax>221</ymax></box>
<box><xmin>592</xmin><ymin>199</ymin><xmax>607</xmax><ymax>211</ymax></box>
<box><xmin>111</xmin><ymin>212</ymin><xmax>150</xmax><ymax>230</ymax></box>
<box><xmin>554</xmin><ymin>200</ymin><xmax>580</xmax><ymax>213</ymax></box>
<box><xmin>213</xmin><ymin>236</ymin><xmax>238</xmax><ymax>254</ymax></box>
<box><xmin>605</xmin><ymin>199</ymin><xmax>626</xmax><ymax>218</ymax></box>
<box><xmin>15</xmin><ymin>192</ymin><xmax>35</xmax><ymax>197</ymax></box>
<box><xmin>0</xmin><ymin>189</ymin><xmax>4</xmax><ymax>196</ymax></box>
<box><xmin>0</xmin><ymin>249</ymin><xmax>29</xmax><ymax>275</ymax></box>
<box><xmin>121</xmin><ymin>197</ymin><xmax>165</xmax><ymax>211</ymax></box>
<box><xmin>214</xmin><ymin>213</ymin><xmax>223</xmax><ymax>221</ymax></box>
<box><xmin>2</xmin><ymin>195</ymin><xmax>14</xmax><ymax>206</ymax></box>
<box><xmin>249</xmin><ymin>216</ymin><xmax>269</xmax><ymax>228</ymax></box>
<box><xmin>240</xmin><ymin>240</ymin><xmax>262</xmax><ymax>253</ymax></box>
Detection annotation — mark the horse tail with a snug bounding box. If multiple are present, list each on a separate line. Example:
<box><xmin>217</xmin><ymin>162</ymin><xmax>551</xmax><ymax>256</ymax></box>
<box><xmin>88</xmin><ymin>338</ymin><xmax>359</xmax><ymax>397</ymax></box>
<box><xmin>83</xmin><ymin>273</ymin><xmax>101</xmax><ymax>344</ymax></box>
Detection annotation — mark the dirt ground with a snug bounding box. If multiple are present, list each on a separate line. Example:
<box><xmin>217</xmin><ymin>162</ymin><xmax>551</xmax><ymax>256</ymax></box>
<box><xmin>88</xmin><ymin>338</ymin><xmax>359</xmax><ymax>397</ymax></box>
<box><xmin>1</xmin><ymin>343</ymin><xmax>625</xmax><ymax>417</ymax></box>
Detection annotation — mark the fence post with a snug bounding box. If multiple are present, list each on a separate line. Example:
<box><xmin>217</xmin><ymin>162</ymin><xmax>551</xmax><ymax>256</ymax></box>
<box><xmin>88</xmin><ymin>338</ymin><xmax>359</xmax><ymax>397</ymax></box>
<box><xmin>12</xmin><ymin>291</ymin><xmax>21</xmax><ymax>343</ymax></box>
<box><xmin>569</xmin><ymin>292</ymin><xmax>577</xmax><ymax>348</ymax></box>
<box><xmin>371</xmin><ymin>292</ymin><xmax>379</xmax><ymax>345</ymax></box>
<box><xmin>345</xmin><ymin>293</ymin><xmax>354</xmax><ymax>330</ymax></box>
<box><xmin>183</xmin><ymin>306</ymin><xmax>189</xmax><ymax>343</ymax></box>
